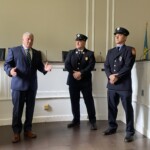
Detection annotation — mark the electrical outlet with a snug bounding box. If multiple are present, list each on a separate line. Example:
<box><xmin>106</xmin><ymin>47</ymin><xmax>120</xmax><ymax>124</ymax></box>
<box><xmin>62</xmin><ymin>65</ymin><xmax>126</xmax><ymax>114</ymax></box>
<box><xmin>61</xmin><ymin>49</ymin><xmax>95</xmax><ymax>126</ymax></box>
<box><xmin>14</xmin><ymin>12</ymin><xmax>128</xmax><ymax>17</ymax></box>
<box><xmin>44</xmin><ymin>104</ymin><xmax>50</xmax><ymax>110</ymax></box>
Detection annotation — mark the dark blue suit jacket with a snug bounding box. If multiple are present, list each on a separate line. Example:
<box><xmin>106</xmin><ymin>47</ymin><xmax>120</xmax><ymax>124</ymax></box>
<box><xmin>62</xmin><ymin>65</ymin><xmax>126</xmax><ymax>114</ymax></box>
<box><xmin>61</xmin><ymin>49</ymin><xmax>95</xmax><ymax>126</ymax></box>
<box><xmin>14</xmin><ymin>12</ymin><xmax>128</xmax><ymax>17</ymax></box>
<box><xmin>4</xmin><ymin>45</ymin><xmax>46</xmax><ymax>91</ymax></box>
<box><xmin>104</xmin><ymin>45</ymin><xmax>135</xmax><ymax>91</ymax></box>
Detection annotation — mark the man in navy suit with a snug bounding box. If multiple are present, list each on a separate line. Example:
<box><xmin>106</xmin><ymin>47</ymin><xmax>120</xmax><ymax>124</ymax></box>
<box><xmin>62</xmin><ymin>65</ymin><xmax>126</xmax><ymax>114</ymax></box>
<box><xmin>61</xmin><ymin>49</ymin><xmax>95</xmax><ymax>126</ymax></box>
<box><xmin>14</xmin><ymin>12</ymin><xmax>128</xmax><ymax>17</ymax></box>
<box><xmin>65</xmin><ymin>34</ymin><xmax>97</xmax><ymax>130</ymax></box>
<box><xmin>103</xmin><ymin>27</ymin><xmax>136</xmax><ymax>142</ymax></box>
<box><xmin>4</xmin><ymin>32</ymin><xmax>52</xmax><ymax>143</ymax></box>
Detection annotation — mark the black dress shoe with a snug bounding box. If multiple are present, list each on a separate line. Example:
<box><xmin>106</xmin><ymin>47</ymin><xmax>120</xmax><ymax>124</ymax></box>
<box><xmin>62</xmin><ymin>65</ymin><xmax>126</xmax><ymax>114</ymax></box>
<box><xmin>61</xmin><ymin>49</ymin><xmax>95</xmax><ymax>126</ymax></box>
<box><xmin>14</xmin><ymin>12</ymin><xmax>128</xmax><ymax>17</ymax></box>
<box><xmin>90</xmin><ymin>123</ymin><xmax>97</xmax><ymax>130</ymax></box>
<box><xmin>67</xmin><ymin>122</ymin><xmax>80</xmax><ymax>128</ymax></box>
<box><xmin>103</xmin><ymin>128</ymin><xmax>116</xmax><ymax>135</ymax></box>
<box><xmin>124</xmin><ymin>134</ymin><xmax>134</xmax><ymax>142</ymax></box>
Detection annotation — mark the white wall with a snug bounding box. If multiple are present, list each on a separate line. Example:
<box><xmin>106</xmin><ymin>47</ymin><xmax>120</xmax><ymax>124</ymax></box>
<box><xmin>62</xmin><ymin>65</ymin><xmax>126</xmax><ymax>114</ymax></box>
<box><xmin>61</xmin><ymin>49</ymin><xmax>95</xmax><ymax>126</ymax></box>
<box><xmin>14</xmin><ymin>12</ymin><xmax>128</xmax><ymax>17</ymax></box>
<box><xmin>130</xmin><ymin>62</ymin><xmax>150</xmax><ymax>138</ymax></box>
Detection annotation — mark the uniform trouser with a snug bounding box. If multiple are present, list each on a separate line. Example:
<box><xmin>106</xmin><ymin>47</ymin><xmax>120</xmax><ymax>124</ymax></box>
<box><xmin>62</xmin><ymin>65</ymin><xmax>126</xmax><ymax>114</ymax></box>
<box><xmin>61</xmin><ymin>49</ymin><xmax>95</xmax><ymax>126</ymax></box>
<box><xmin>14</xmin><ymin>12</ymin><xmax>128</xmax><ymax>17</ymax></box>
<box><xmin>107</xmin><ymin>90</ymin><xmax>135</xmax><ymax>134</ymax></box>
<box><xmin>12</xmin><ymin>89</ymin><xmax>36</xmax><ymax>133</ymax></box>
<box><xmin>69</xmin><ymin>85</ymin><xmax>96</xmax><ymax>124</ymax></box>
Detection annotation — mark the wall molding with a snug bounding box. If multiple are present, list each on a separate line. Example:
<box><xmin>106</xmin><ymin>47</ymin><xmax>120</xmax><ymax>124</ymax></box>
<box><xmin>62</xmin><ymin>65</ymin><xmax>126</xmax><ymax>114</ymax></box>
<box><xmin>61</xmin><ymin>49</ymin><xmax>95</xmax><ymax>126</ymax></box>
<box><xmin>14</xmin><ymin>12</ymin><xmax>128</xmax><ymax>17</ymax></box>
<box><xmin>86</xmin><ymin>0</ymin><xmax>90</xmax><ymax>49</ymax></box>
<box><xmin>106</xmin><ymin>0</ymin><xmax>110</xmax><ymax>53</ymax></box>
<box><xmin>91</xmin><ymin>0</ymin><xmax>95</xmax><ymax>51</ymax></box>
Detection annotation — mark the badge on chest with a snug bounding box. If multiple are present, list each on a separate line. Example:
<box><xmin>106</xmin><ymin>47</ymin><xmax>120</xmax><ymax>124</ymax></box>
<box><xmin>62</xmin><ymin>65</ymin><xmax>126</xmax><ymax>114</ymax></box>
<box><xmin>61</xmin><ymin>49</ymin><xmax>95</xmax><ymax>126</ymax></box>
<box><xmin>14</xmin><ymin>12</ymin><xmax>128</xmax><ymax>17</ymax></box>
<box><xmin>119</xmin><ymin>56</ymin><xmax>122</xmax><ymax>62</ymax></box>
<box><xmin>85</xmin><ymin>57</ymin><xmax>88</xmax><ymax>61</ymax></box>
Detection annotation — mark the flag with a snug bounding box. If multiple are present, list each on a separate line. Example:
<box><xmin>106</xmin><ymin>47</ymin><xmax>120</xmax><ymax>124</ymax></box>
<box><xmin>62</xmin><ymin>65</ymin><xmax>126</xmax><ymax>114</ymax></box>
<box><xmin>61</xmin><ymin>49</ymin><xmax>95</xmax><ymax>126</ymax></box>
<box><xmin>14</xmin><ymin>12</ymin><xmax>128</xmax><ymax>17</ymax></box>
<box><xmin>143</xmin><ymin>23</ymin><xmax>148</xmax><ymax>60</ymax></box>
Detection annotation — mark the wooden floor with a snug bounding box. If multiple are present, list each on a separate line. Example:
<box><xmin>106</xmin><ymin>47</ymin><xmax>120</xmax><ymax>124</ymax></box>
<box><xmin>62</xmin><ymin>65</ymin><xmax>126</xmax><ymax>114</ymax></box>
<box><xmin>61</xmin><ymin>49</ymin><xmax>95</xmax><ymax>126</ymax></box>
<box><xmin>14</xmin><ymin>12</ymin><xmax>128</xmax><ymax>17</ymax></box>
<box><xmin>0</xmin><ymin>120</ymin><xmax>150</xmax><ymax>150</ymax></box>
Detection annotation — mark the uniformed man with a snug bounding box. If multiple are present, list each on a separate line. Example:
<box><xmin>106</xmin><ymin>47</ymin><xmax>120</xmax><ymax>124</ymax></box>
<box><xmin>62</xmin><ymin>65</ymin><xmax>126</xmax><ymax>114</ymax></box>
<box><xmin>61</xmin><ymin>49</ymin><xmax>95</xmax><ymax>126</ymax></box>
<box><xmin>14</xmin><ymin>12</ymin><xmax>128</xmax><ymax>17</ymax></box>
<box><xmin>103</xmin><ymin>27</ymin><xmax>136</xmax><ymax>142</ymax></box>
<box><xmin>65</xmin><ymin>33</ymin><xmax>97</xmax><ymax>130</ymax></box>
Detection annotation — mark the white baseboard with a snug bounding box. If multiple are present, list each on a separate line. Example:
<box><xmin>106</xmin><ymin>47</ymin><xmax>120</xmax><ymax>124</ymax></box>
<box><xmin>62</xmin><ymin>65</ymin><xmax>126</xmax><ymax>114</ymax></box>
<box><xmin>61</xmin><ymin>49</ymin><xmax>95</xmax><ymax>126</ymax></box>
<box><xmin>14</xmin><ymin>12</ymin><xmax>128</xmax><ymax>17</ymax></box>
<box><xmin>0</xmin><ymin>118</ymin><xmax>12</xmax><ymax>126</ymax></box>
<box><xmin>135</xmin><ymin>123</ymin><xmax>150</xmax><ymax>139</ymax></box>
<box><xmin>0</xmin><ymin>114</ymin><xmax>123</xmax><ymax>126</ymax></box>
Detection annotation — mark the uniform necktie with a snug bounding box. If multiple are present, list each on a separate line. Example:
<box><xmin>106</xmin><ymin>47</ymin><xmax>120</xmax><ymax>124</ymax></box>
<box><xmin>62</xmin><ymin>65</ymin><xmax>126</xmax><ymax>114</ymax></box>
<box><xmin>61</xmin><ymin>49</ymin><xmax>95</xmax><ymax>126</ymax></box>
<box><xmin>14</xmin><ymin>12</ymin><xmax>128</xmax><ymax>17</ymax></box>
<box><xmin>78</xmin><ymin>50</ymin><xmax>82</xmax><ymax>59</ymax></box>
<box><xmin>26</xmin><ymin>49</ymin><xmax>31</xmax><ymax>66</ymax></box>
<box><xmin>117</xmin><ymin>47</ymin><xmax>120</xmax><ymax>51</ymax></box>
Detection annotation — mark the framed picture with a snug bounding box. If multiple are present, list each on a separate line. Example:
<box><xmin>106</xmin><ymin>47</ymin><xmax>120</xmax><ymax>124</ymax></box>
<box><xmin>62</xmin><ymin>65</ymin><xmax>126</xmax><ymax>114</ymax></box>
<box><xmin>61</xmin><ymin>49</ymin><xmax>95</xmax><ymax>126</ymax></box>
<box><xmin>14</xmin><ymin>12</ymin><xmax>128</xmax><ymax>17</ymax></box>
<box><xmin>0</xmin><ymin>48</ymin><xmax>5</xmax><ymax>61</ymax></box>
<box><xmin>62</xmin><ymin>51</ymin><xmax>68</xmax><ymax>62</ymax></box>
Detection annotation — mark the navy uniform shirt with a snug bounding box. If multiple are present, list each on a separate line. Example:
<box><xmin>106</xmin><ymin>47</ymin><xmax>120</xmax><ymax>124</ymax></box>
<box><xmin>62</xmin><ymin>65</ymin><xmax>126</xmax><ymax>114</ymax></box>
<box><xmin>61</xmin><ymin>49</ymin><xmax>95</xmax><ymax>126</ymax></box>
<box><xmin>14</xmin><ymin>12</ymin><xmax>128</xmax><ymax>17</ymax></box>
<box><xmin>65</xmin><ymin>48</ymin><xmax>95</xmax><ymax>86</ymax></box>
<box><xmin>104</xmin><ymin>45</ymin><xmax>136</xmax><ymax>91</ymax></box>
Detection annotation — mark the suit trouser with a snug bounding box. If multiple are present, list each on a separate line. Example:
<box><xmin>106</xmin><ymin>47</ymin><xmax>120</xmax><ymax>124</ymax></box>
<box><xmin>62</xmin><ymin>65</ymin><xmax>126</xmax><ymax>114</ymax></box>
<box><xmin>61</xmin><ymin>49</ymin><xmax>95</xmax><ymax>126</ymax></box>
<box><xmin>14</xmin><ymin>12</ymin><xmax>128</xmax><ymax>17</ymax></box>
<box><xmin>107</xmin><ymin>90</ymin><xmax>135</xmax><ymax>134</ymax></box>
<box><xmin>69</xmin><ymin>84</ymin><xmax>96</xmax><ymax>124</ymax></box>
<box><xmin>12</xmin><ymin>89</ymin><xmax>36</xmax><ymax>133</ymax></box>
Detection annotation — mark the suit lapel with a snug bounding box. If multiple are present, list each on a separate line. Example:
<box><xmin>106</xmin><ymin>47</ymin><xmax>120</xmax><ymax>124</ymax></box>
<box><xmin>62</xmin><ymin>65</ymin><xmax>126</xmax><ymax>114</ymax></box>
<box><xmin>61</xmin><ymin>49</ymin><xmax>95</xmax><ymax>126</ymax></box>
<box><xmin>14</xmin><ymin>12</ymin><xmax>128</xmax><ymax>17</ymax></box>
<box><xmin>74</xmin><ymin>49</ymin><xmax>80</xmax><ymax>61</ymax></box>
<box><xmin>21</xmin><ymin>46</ymin><xmax>26</xmax><ymax>57</ymax></box>
<box><xmin>21</xmin><ymin>46</ymin><xmax>29</xmax><ymax>65</ymax></box>
<box><xmin>112</xmin><ymin>46</ymin><xmax>126</xmax><ymax>60</ymax></box>
<box><xmin>111</xmin><ymin>47</ymin><xmax>120</xmax><ymax>60</ymax></box>
<box><xmin>79</xmin><ymin>48</ymin><xmax>86</xmax><ymax>61</ymax></box>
